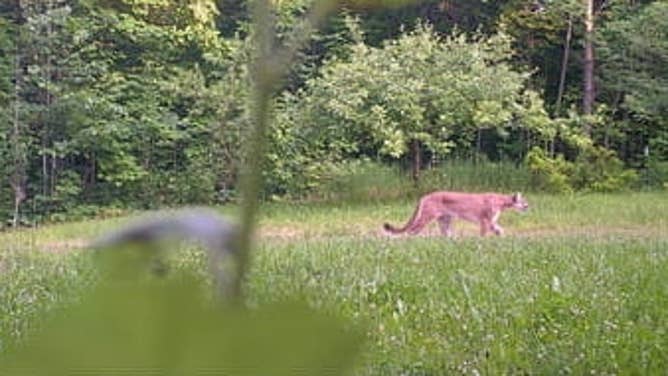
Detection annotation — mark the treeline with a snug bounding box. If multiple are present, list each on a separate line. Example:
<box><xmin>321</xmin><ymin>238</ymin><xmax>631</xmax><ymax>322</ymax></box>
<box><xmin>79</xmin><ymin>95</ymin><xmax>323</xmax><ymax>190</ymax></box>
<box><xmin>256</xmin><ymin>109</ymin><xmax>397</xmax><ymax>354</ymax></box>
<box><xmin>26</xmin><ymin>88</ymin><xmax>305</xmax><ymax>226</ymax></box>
<box><xmin>1</xmin><ymin>0</ymin><xmax>667</xmax><ymax>226</ymax></box>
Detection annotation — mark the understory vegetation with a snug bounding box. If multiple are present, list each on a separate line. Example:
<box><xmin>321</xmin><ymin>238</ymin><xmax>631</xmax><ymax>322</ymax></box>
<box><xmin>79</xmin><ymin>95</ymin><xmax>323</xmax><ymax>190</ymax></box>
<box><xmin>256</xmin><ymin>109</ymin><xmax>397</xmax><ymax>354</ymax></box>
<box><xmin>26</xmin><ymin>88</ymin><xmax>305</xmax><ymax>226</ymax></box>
<box><xmin>1</xmin><ymin>193</ymin><xmax>666</xmax><ymax>374</ymax></box>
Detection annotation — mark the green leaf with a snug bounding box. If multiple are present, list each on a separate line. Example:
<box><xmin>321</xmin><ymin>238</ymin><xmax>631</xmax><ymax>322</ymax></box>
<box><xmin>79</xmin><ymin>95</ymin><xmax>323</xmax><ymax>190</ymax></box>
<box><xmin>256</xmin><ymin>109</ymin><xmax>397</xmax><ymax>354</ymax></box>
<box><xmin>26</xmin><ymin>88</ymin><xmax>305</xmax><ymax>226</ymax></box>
<box><xmin>2</xmin><ymin>274</ymin><xmax>362</xmax><ymax>376</ymax></box>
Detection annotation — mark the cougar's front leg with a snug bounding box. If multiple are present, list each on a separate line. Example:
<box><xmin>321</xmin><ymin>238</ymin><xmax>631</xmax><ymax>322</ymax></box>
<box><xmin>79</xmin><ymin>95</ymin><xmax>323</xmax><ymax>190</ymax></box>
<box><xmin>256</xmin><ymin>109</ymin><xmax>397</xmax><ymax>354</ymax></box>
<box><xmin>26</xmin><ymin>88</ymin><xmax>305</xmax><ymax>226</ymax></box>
<box><xmin>479</xmin><ymin>219</ymin><xmax>490</xmax><ymax>237</ymax></box>
<box><xmin>491</xmin><ymin>222</ymin><xmax>504</xmax><ymax>236</ymax></box>
<box><xmin>490</xmin><ymin>211</ymin><xmax>503</xmax><ymax>236</ymax></box>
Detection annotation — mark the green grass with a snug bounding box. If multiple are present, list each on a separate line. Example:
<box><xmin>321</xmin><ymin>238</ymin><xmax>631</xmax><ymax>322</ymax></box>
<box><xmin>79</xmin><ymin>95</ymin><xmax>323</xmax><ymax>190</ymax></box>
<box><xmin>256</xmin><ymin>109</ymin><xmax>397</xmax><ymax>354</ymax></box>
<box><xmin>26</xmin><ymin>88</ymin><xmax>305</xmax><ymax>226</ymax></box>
<box><xmin>1</xmin><ymin>192</ymin><xmax>667</xmax><ymax>374</ymax></box>
<box><xmin>246</xmin><ymin>236</ymin><xmax>667</xmax><ymax>374</ymax></box>
<box><xmin>306</xmin><ymin>160</ymin><xmax>532</xmax><ymax>203</ymax></box>
<box><xmin>420</xmin><ymin>159</ymin><xmax>533</xmax><ymax>194</ymax></box>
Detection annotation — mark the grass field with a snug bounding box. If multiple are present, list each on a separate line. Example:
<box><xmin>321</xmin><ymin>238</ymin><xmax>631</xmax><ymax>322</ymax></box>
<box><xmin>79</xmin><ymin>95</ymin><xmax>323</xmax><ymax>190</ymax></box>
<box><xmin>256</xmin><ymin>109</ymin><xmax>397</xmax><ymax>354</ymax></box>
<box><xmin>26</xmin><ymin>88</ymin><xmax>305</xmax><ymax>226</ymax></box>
<box><xmin>1</xmin><ymin>192</ymin><xmax>667</xmax><ymax>374</ymax></box>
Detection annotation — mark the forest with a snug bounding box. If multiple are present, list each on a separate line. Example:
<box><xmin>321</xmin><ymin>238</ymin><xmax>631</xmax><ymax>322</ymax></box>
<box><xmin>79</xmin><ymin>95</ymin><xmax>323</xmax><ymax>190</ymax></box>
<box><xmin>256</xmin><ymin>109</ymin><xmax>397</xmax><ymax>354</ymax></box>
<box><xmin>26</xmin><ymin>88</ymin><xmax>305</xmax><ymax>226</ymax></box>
<box><xmin>1</xmin><ymin>0</ymin><xmax>667</xmax><ymax>226</ymax></box>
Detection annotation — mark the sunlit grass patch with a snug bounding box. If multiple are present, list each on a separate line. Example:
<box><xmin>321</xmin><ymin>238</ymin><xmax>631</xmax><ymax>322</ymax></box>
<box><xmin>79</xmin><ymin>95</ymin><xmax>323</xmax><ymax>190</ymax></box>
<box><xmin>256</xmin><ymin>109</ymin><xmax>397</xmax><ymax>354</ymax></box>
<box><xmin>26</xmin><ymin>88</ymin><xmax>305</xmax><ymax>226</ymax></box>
<box><xmin>0</xmin><ymin>249</ymin><xmax>95</xmax><ymax>352</ymax></box>
<box><xmin>246</xmin><ymin>236</ymin><xmax>668</xmax><ymax>374</ymax></box>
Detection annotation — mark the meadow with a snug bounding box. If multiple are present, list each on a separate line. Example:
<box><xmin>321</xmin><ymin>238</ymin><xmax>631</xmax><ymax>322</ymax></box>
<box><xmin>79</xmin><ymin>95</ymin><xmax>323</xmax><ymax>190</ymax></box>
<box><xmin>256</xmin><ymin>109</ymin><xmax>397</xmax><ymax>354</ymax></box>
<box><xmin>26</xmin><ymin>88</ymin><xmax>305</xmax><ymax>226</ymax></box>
<box><xmin>1</xmin><ymin>192</ymin><xmax>667</xmax><ymax>374</ymax></box>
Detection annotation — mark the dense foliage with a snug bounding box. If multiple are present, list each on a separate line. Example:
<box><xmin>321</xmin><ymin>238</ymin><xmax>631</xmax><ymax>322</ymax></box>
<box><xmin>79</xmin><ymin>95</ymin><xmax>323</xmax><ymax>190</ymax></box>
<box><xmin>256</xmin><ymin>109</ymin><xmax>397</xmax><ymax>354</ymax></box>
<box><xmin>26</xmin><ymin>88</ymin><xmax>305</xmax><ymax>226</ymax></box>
<box><xmin>1</xmin><ymin>0</ymin><xmax>667</xmax><ymax>225</ymax></box>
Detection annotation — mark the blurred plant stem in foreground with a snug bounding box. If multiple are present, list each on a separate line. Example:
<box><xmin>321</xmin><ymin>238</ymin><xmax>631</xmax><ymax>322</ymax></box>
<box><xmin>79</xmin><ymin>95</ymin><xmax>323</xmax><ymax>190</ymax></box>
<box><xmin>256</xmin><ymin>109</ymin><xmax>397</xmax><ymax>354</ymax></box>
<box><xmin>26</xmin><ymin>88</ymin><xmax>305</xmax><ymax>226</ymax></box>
<box><xmin>234</xmin><ymin>0</ymin><xmax>339</xmax><ymax>301</ymax></box>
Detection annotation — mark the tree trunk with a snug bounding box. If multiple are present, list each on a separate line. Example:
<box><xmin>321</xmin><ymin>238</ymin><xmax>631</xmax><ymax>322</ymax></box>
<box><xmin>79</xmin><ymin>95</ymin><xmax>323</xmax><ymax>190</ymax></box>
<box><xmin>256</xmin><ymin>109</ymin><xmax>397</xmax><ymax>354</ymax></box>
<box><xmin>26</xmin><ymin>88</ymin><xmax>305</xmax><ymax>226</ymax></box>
<box><xmin>47</xmin><ymin>0</ymin><xmax>55</xmax><ymax>196</ymax></box>
<box><xmin>10</xmin><ymin>3</ymin><xmax>26</xmax><ymax>227</ymax></box>
<box><xmin>410</xmin><ymin>139</ymin><xmax>421</xmax><ymax>184</ymax></box>
<box><xmin>583</xmin><ymin>0</ymin><xmax>596</xmax><ymax>133</ymax></box>
<box><xmin>476</xmin><ymin>128</ymin><xmax>482</xmax><ymax>163</ymax></box>
<box><xmin>11</xmin><ymin>182</ymin><xmax>26</xmax><ymax>227</ymax></box>
<box><xmin>42</xmin><ymin>146</ymin><xmax>48</xmax><ymax>196</ymax></box>
<box><xmin>555</xmin><ymin>14</ymin><xmax>573</xmax><ymax>115</ymax></box>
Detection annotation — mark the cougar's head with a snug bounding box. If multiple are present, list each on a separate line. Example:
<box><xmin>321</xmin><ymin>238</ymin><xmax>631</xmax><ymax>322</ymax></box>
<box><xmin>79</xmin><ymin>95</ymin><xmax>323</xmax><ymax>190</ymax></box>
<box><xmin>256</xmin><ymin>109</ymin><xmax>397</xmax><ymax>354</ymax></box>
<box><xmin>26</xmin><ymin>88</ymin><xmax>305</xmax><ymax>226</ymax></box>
<box><xmin>511</xmin><ymin>192</ymin><xmax>529</xmax><ymax>212</ymax></box>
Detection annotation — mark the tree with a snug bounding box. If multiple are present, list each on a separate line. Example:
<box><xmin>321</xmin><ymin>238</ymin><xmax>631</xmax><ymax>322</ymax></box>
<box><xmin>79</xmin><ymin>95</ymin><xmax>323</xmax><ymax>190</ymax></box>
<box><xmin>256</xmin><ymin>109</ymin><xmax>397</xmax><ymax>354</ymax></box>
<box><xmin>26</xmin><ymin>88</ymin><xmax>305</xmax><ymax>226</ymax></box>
<box><xmin>286</xmin><ymin>23</ymin><xmax>553</xmax><ymax>184</ymax></box>
<box><xmin>582</xmin><ymin>0</ymin><xmax>595</xmax><ymax>127</ymax></box>
<box><xmin>53</xmin><ymin>0</ymin><xmax>235</xmax><ymax>207</ymax></box>
<box><xmin>0</xmin><ymin>0</ymin><xmax>245</xmax><ymax>221</ymax></box>
<box><xmin>598</xmin><ymin>1</ymin><xmax>668</xmax><ymax>162</ymax></box>
<box><xmin>0</xmin><ymin>10</ymin><xmax>20</xmax><ymax>225</ymax></box>
<box><xmin>1</xmin><ymin>1</ymin><xmax>31</xmax><ymax>226</ymax></box>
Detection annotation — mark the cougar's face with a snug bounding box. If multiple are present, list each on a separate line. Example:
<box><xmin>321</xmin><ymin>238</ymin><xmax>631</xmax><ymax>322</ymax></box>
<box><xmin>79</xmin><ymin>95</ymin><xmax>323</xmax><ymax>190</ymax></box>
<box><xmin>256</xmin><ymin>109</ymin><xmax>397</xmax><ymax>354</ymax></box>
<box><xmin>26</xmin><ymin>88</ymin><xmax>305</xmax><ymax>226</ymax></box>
<box><xmin>512</xmin><ymin>193</ymin><xmax>529</xmax><ymax>212</ymax></box>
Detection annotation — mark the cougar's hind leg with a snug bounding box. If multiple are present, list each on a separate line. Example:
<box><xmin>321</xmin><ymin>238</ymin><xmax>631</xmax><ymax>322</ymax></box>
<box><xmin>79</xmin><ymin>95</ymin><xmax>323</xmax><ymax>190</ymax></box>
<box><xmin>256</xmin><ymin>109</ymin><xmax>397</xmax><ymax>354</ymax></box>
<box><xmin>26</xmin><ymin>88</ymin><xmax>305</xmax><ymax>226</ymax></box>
<box><xmin>407</xmin><ymin>212</ymin><xmax>435</xmax><ymax>235</ymax></box>
<box><xmin>438</xmin><ymin>215</ymin><xmax>454</xmax><ymax>238</ymax></box>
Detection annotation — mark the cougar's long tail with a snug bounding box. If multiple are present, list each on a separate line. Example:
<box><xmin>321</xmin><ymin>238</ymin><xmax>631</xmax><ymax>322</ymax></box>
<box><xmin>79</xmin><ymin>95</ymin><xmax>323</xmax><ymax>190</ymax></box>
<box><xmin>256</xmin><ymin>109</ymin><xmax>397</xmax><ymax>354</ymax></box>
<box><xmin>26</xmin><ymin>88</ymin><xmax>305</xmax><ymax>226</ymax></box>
<box><xmin>383</xmin><ymin>201</ymin><xmax>422</xmax><ymax>234</ymax></box>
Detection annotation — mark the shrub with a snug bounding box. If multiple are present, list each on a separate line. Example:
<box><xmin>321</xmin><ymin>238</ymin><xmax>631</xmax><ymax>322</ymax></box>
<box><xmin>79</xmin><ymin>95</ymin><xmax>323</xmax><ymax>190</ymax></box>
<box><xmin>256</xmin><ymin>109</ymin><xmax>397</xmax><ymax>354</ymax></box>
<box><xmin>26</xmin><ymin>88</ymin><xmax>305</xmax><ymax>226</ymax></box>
<box><xmin>525</xmin><ymin>148</ymin><xmax>574</xmax><ymax>193</ymax></box>
<box><xmin>645</xmin><ymin>159</ymin><xmax>668</xmax><ymax>189</ymax></box>
<box><xmin>525</xmin><ymin>146</ymin><xmax>638</xmax><ymax>193</ymax></box>
<box><xmin>572</xmin><ymin>146</ymin><xmax>638</xmax><ymax>192</ymax></box>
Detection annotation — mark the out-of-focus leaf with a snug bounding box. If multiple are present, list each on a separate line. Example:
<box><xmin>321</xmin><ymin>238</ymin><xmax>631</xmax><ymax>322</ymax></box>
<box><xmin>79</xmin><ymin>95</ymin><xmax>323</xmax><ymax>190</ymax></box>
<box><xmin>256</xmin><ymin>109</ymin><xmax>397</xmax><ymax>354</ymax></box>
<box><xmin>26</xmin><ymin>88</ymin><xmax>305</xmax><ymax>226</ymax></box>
<box><xmin>1</xmin><ymin>273</ymin><xmax>362</xmax><ymax>376</ymax></box>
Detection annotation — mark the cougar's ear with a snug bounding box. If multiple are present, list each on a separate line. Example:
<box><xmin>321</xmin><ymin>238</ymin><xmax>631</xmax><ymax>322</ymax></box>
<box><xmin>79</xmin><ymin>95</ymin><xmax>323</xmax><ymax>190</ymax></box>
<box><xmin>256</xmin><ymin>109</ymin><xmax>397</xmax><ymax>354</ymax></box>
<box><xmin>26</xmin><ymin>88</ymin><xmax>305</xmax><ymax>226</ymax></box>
<box><xmin>513</xmin><ymin>192</ymin><xmax>522</xmax><ymax>201</ymax></box>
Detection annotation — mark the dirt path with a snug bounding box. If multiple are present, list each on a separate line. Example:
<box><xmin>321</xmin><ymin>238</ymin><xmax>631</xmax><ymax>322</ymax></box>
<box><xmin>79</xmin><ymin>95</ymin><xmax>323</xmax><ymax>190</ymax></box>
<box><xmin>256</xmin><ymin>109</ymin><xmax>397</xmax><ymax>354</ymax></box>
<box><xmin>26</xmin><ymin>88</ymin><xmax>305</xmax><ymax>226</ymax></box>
<box><xmin>15</xmin><ymin>222</ymin><xmax>666</xmax><ymax>254</ymax></box>
<box><xmin>261</xmin><ymin>223</ymin><xmax>666</xmax><ymax>242</ymax></box>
